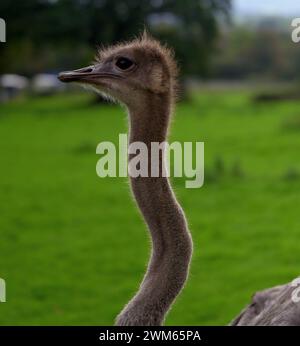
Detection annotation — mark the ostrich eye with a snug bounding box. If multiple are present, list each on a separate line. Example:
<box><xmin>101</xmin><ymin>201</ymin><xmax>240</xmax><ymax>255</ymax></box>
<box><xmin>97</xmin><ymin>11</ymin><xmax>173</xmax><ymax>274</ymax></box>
<box><xmin>115</xmin><ymin>57</ymin><xmax>134</xmax><ymax>70</ymax></box>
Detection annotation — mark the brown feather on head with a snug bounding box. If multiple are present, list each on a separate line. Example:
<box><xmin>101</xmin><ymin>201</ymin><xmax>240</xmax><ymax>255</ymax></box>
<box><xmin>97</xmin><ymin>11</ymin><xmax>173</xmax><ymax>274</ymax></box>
<box><xmin>95</xmin><ymin>31</ymin><xmax>178</xmax><ymax>88</ymax></box>
<box><xmin>95</xmin><ymin>31</ymin><xmax>178</xmax><ymax>97</ymax></box>
<box><xmin>59</xmin><ymin>31</ymin><xmax>179</xmax><ymax>106</ymax></box>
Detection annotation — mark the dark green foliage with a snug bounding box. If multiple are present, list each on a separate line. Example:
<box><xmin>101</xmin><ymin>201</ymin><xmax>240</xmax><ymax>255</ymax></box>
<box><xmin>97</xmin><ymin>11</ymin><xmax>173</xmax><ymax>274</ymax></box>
<box><xmin>0</xmin><ymin>0</ymin><xmax>231</xmax><ymax>75</ymax></box>
<box><xmin>282</xmin><ymin>114</ymin><xmax>300</xmax><ymax>131</ymax></box>
<box><xmin>283</xmin><ymin>168</ymin><xmax>300</xmax><ymax>181</ymax></box>
<box><xmin>231</xmin><ymin>159</ymin><xmax>244</xmax><ymax>178</ymax></box>
<box><xmin>213</xmin><ymin>20</ymin><xmax>300</xmax><ymax>81</ymax></box>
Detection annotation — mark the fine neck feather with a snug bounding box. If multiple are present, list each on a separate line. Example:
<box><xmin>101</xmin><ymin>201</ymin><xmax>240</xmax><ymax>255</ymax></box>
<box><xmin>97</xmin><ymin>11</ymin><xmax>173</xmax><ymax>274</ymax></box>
<box><xmin>115</xmin><ymin>92</ymin><xmax>193</xmax><ymax>326</ymax></box>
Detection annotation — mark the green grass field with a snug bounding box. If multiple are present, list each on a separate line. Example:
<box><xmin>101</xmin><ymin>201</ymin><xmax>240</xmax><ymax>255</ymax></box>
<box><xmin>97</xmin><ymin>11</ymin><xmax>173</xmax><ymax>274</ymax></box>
<box><xmin>1</xmin><ymin>89</ymin><xmax>300</xmax><ymax>325</ymax></box>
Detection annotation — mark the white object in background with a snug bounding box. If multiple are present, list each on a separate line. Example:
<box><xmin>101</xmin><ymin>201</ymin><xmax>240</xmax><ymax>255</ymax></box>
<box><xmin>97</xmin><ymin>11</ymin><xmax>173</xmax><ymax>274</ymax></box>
<box><xmin>0</xmin><ymin>74</ymin><xmax>29</xmax><ymax>90</ymax></box>
<box><xmin>32</xmin><ymin>73</ymin><xmax>64</xmax><ymax>95</ymax></box>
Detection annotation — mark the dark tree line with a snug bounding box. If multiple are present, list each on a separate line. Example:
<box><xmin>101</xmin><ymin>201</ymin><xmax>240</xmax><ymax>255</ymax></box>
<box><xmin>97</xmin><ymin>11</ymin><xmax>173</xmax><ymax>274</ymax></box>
<box><xmin>0</xmin><ymin>0</ymin><xmax>231</xmax><ymax>75</ymax></box>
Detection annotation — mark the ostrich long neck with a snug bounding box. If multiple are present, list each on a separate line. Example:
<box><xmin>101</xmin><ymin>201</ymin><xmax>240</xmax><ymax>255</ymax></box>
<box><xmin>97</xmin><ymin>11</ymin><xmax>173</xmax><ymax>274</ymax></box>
<box><xmin>116</xmin><ymin>92</ymin><xmax>193</xmax><ymax>326</ymax></box>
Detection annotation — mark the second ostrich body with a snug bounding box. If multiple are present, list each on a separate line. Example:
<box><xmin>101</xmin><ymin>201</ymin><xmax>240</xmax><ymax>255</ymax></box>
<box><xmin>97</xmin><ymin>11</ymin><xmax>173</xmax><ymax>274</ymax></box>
<box><xmin>59</xmin><ymin>34</ymin><xmax>193</xmax><ymax>326</ymax></box>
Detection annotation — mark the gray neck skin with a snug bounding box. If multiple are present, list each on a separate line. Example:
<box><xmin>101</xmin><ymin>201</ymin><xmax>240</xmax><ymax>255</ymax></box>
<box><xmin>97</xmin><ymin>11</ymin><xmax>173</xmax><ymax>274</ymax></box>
<box><xmin>115</xmin><ymin>92</ymin><xmax>193</xmax><ymax>326</ymax></box>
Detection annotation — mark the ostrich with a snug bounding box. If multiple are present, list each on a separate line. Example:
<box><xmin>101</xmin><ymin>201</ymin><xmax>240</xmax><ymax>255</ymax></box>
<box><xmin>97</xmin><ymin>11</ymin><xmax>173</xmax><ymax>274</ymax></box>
<box><xmin>59</xmin><ymin>33</ymin><xmax>193</xmax><ymax>326</ymax></box>
<box><xmin>59</xmin><ymin>33</ymin><xmax>300</xmax><ymax>326</ymax></box>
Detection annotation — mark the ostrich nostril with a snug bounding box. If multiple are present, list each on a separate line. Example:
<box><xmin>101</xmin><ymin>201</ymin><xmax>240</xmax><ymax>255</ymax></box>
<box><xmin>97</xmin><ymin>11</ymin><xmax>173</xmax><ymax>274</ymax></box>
<box><xmin>71</xmin><ymin>66</ymin><xmax>95</xmax><ymax>75</ymax></box>
<box><xmin>83</xmin><ymin>67</ymin><xmax>93</xmax><ymax>73</ymax></box>
<box><xmin>74</xmin><ymin>66</ymin><xmax>95</xmax><ymax>74</ymax></box>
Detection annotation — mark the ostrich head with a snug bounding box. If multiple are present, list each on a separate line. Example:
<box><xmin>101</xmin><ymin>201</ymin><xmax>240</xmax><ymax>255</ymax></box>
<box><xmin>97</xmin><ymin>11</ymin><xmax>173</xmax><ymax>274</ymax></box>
<box><xmin>58</xmin><ymin>33</ymin><xmax>178</xmax><ymax>108</ymax></box>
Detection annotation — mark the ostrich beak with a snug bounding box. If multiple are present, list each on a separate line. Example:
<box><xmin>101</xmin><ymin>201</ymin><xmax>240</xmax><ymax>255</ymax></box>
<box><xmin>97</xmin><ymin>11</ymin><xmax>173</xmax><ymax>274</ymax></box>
<box><xmin>58</xmin><ymin>65</ymin><xmax>96</xmax><ymax>83</ymax></box>
<box><xmin>58</xmin><ymin>65</ymin><xmax>121</xmax><ymax>84</ymax></box>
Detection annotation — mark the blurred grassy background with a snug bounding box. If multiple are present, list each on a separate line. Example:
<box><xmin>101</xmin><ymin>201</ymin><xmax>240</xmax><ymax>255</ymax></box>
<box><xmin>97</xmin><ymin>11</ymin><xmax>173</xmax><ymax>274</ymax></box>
<box><xmin>1</xmin><ymin>90</ymin><xmax>300</xmax><ymax>325</ymax></box>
